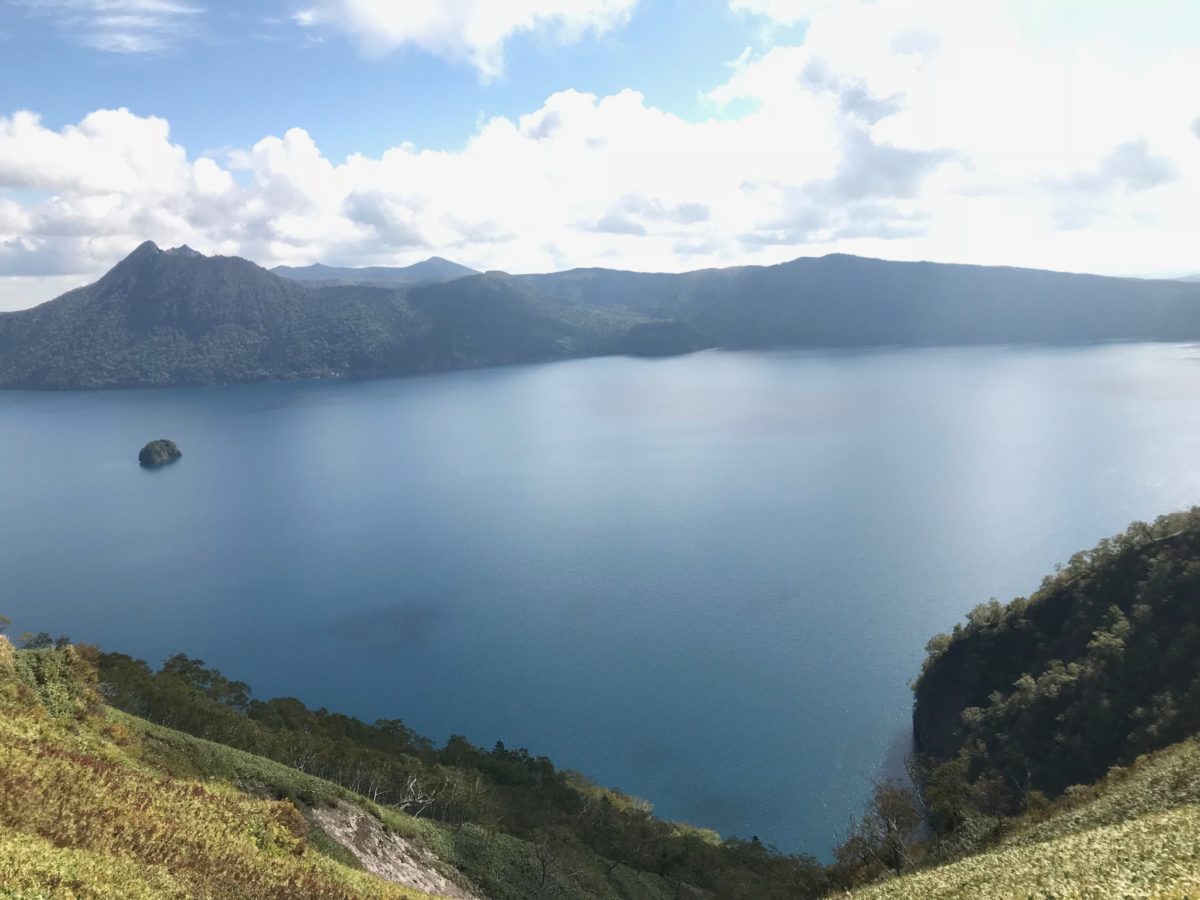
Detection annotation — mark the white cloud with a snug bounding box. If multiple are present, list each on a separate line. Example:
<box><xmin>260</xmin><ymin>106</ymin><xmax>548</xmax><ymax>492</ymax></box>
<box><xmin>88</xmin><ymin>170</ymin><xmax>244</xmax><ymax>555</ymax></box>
<box><xmin>292</xmin><ymin>0</ymin><xmax>639</xmax><ymax>78</ymax></box>
<box><xmin>2</xmin><ymin>0</ymin><xmax>1200</xmax><ymax>309</ymax></box>
<box><xmin>729</xmin><ymin>0</ymin><xmax>833</xmax><ymax>25</ymax></box>
<box><xmin>20</xmin><ymin>0</ymin><xmax>202</xmax><ymax>53</ymax></box>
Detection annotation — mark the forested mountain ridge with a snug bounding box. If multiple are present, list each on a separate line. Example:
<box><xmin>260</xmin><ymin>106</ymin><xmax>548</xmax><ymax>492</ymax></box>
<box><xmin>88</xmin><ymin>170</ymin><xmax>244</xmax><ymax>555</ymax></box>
<box><xmin>5</xmin><ymin>243</ymin><xmax>1200</xmax><ymax>389</ymax></box>
<box><xmin>518</xmin><ymin>254</ymin><xmax>1200</xmax><ymax>347</ymax></box>
<box><xmin>0</xmin><ymin>243</ymin><xmax>654</xmax><ymax>389</ymax></box>
<box><xmin>272</xmin><ymin>257</ymin><xmax>478</xmax><ymax>288</ymax></box>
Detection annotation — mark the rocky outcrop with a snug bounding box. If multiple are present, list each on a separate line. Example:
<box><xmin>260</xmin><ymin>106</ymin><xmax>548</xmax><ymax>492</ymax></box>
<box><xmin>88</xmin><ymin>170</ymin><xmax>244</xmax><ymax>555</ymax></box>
<box><xmin>138</xmin><ymin>439</ymin><xmax>182</xmax><ymax>467</ymax></box>
<box><xmin>309</xmin><ymin>801</ymin><xmax>479</xmax><ymax>899</ymax></box>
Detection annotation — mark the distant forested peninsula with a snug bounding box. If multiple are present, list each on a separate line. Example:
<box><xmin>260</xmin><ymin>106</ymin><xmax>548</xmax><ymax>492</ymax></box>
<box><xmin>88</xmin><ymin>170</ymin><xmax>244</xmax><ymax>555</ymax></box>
<box><xmin>3</xmin><ymin>241</ymin><xmax>1200</xmax><ymax>390</ymax></box>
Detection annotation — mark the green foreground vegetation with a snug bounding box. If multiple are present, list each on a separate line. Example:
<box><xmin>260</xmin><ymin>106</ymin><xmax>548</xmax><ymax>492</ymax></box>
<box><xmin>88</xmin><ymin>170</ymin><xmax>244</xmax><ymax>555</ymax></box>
<box><xmin>832</xmin><ymin>508</ymin><xmax>1200</xmax><ymax>897</ymax></box>
<box><xmin>0</xmin><ymin>626</ymin><xmax>826</xmax><ymax>898</ymax></box>
<box><xmin>4</xmin><ymin>507</ymin><xmax>1200</xmax><ymax>897</ymax></box>
<box><xmin>0</xmin><ymin>635</ymin><xmax>436</xmax><ymax>899</ymax></box>
<box><xmin>846</xmin><ymin>736</ymin><xmax>1200</xmax><ymax>899</ymax></box>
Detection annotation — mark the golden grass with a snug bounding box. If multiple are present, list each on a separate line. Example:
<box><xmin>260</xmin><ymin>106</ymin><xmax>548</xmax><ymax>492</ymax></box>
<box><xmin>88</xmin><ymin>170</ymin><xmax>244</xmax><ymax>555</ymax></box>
<box><xmin>0</xmin><ymin>651</ymin><xmax>444</xmax><ymax>900</ymax></box>
<box><xmin>846</xmin><ymin>738</ymin><xmax>1200</xmax><ymax>900</ymax></box>
<box><xmin>847</xmin><ymin>804</ymin><xmax>1200</xmax><ymax>900</ymax></box>
<box><xmin>0</xmin><ymin>826</ymin><xmax>188</xmax><ymax>899</ymax></box>
<box><xmin>0</xmin><ymin>635</ymin><xmax>14</xmax><ymax>673</ymax></box>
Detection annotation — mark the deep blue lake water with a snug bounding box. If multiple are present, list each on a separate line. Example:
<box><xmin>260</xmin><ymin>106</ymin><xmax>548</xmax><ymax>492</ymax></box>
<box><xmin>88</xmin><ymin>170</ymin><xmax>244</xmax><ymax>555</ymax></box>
<box><xmin>5</xmin><ymin>343</ymin><xmax>1200</xmax><ymax>857</ymax></box>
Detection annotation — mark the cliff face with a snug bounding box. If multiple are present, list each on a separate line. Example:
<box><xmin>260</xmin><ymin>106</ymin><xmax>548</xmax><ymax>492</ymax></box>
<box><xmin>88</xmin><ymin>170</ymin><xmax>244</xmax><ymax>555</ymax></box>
<box><xmin>912</xmin><ymin>511</ymin><xmax>1200</xmax><ymax>795</ymax></box>
<box><xmin>912</xmin><ymin>639</ymin><xmax>985</xmax><ymax>761</ymax></box>
<box><xmin>912</xmin><ymin>582</ymin><xmax>1080</xmax><ymax>760</ymax></box>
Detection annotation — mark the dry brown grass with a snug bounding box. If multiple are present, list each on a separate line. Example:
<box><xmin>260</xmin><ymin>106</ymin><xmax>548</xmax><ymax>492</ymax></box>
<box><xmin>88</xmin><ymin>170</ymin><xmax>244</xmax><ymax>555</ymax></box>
<box><xmin>0</xmin><ymin>646</ymin><xmax>443</xmax><ymax>900</ymax></box>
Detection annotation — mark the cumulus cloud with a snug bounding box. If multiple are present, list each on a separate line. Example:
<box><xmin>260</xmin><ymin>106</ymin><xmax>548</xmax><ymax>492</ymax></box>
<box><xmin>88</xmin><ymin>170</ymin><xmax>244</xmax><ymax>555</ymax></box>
<box><xmin>292</xmin><ymin>0</ymin><xmax>639</xmax><ymax>78</ymax></box>
<box><xmin>588</xmin><ymin>194</ymin><xmax>712</xmax><ymax>236</ymax></box>
<box><xmin>2</xmin><ymin>0</ymin><xmax>1200</xmax><ymax>308</ymax></box>
<box><xmin>19</xmin><ymin>0</ymin><xmax>202</xmax><ymax>53</ymax></box>
<box><xmin>1051</xmin><ymin>140</ymin><xmax>1178</xmax><ymax>195</ymax></box>
<box><xmin>1043</xmin><ymin>140</ymin><xmax>1179</xmax><ymax>231</ymax></box>
<box><xmin>729</xmin><ymin>0</ymin><xmax>833</xmax><ymax>25</ymax></box>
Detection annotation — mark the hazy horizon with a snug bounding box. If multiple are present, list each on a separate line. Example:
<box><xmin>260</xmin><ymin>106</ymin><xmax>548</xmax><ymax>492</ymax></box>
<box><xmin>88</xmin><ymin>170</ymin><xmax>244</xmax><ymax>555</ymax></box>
<box><xmin>2</xmin><ymin>239</ymin><xmax>1196</xmax><ymax>314</ymax></box>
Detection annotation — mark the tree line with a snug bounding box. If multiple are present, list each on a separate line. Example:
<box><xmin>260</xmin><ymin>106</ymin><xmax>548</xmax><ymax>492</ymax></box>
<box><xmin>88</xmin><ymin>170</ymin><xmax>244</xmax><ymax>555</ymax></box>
<box><xmin>97</xmin><ymin>650</ymin><xmax>828</xmax><ymax>898</ymax></box>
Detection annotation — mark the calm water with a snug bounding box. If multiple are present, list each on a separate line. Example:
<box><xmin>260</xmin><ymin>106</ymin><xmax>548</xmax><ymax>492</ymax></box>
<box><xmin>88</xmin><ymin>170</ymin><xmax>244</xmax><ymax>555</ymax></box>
<box><xmin>5</xmin><ymin>344</ymin><xmax>1200</xmax><ymax>856</ymax></box>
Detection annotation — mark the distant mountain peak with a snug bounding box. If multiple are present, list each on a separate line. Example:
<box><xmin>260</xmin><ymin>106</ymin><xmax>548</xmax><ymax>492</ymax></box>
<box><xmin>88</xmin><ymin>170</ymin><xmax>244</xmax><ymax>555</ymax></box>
<box><xmin>127</xmin><ymin>240</ymin><xmax>162</xmax><ymax>259</ymax></box>
<box><xmin>105</xmin><ymin>241</ymin><xmax>221</xmax><ymax>282</ymax></box>
<box><xmin>103</xmin><ymin>241</ymin><xmax>164</xmax><ymax>279</ymax></box>
<box><xmin>113</xmin><ymin>240</ymin><xmax>209</xmax><ymax>268</ymax></box>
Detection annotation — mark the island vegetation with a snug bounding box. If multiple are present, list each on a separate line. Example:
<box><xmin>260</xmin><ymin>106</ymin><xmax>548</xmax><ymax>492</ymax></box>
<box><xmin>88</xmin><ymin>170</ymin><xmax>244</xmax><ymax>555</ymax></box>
<box><xmin>139</xmin><ymin>439</ymin><xmax>182</xmax><ymax>467</ymax></box>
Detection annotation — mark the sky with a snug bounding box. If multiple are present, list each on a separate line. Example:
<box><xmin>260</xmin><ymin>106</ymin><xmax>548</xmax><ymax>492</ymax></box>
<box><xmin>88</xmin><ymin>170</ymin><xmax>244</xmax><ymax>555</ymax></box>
<box><xmin>0</xmin><ymin>0</ymin><xmax>1198</xmax><ymax>310</ymax></box>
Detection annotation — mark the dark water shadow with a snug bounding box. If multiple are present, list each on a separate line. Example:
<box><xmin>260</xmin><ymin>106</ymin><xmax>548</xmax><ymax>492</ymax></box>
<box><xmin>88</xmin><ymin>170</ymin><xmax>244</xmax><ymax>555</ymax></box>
<box><xmin>327</xmin><ymin>601</ymin><xmax>450</xmax><ymax>651</ymax></box>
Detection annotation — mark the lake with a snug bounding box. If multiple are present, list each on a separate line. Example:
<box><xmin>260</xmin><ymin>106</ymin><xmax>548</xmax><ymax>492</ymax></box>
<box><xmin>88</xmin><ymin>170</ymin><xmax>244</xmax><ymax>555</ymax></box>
<box><xmin>4</xmin><ymin>343</ymin><xmax>1200</xmax><ymax>857</ymax></box>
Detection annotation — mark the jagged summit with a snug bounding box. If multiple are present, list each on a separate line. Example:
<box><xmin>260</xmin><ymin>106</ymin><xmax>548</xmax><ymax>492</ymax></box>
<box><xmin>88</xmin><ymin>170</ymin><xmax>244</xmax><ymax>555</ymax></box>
<box><xmin>107</xmin><ymin>241</ymin><xmax>203</xmax><ymax>273</ymax></box>
<box><xmin>97</xmin><ymin>240</ymin><xmax>270</xmax><ymax>294</ymax></box>
<box><xmin>123</xmin><ymin>239</ymin><xmax>161</xmax><ymax>260</ymax></box>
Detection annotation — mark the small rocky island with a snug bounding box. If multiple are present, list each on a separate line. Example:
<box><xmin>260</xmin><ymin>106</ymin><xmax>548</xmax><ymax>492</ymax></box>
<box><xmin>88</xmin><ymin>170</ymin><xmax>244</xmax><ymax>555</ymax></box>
<box><xmin>138</xmin><ymin>439</ymin><xmax>182</xmax><ymax>468</ymax></box>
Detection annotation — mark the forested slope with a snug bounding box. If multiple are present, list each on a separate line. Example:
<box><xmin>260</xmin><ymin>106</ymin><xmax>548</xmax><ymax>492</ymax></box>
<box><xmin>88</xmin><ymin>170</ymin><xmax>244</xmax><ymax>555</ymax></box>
<box><xmin>830</xmin><ymin>508</ymin><xmax>1200</xmax><ymax>895</ymax></box>
<box><xmin>0</xmin><ymin>625</ymin><xmax>827</xmax><ymax>899</ymax></box>
<box><xmin>848</xmin><ymin>735</ymin><xmax>1200</xmax><ymax>899</ymax></box>
<box><xmin>0</xmin><ymin>635</ymin><xmax>446</xmax><ymax>899</ymax></box>
<box><xmin>914</xmin><ymin>507</ymin><xmax>1200</xmax><ymax>797</ymax></box>
<box><xmin>7</xmin><ymin>243</ymin><xmax>1200</xmax><ymax>389</ymax></box>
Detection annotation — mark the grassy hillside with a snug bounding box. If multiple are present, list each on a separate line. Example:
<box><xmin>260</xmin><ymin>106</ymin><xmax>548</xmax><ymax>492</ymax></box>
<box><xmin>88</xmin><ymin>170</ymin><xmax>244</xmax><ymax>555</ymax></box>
<box><xmin>0</xmin><ymin>636</ymin><xmax>442</xmax><ymax>899</ymax></box>
<box><xmin>0</xmin><ymin>632</ymin><xmax>827</xmax><ymax>898</ymax></box>
<box><xmin>94</xmin><ymin>649</ymin><xmax>827</xmax><ymax>899</ymax></box>
<box><xmin>0</xmin><ymin>637</ymin><xmax>687</xmax><ymax>899</ymax></box>
<box><xmin>846</xmin><ymin>736</ymin><xmax>1200</xmax><ymax>899</ymax></box>
<box><xmin>116</xmin><ymin>713</ymin><xmax>697</xmax><ymax>900</ymax></box>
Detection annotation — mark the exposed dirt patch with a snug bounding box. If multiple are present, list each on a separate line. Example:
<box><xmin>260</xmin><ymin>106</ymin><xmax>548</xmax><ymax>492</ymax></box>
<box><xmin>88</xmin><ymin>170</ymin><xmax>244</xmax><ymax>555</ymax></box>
<box><xmin>309</xmin><ymin>801</ymin><xmax>480</xmax><ymax>899</ymax></box>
